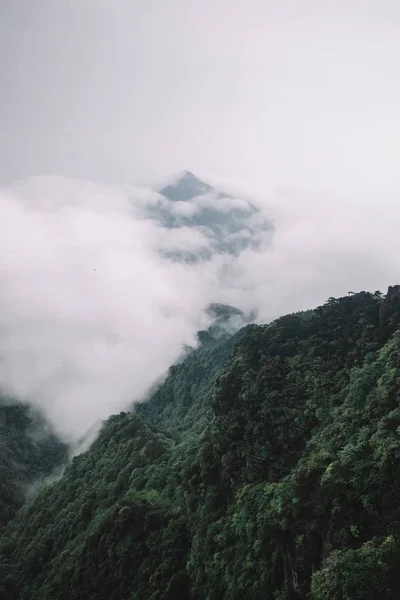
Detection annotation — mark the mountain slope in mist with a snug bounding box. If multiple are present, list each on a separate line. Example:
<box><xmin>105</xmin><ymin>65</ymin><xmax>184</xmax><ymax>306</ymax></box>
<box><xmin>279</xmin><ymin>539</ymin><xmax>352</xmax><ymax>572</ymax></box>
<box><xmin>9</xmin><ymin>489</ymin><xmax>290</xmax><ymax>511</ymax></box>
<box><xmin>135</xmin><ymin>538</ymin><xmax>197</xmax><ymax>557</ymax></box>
<box><xmin>3</xmin><ymin>288</ymin><xmax>400</xmax><ymax>599</ymax></box>
<box><xmin>3</xmin><ymin>170</ymin><xmax>400</xmax><ymax>445</ymax></box>
<box><xmin>135</xmin><ymin>303</ymin><xmax>252</xmax><ymax>434</ymax></box>
<box><xmin>0</xmin><ymin>398</ymin><xmax>67</xmax><ymax>529</ymax></box>
<box><xmin>0</xmin><ymin>173</ymin><xmax>274</xmax><ymax>442</ymax></box>
<box><xmin>146</xmin><ymin>170</ymin><xmax>273</xmax><ymax>260</ymax></box>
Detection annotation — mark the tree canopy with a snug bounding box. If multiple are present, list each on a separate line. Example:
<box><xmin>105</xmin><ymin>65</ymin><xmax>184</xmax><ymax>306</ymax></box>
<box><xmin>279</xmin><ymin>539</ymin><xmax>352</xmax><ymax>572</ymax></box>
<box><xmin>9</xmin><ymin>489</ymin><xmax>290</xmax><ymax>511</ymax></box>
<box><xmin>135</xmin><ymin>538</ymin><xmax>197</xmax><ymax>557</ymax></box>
<box><xmin>2</xmin><ymin>288</ymin><xmax>400</xmax><ymax>599</ymax></box>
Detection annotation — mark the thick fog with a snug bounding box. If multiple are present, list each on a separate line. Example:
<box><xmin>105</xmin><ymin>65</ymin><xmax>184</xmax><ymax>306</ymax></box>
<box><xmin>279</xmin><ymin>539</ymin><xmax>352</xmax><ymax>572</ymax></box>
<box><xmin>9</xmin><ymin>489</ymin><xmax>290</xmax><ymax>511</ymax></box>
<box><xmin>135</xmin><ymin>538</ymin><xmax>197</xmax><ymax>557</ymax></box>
<box><xmin>0</xmin><ymin>175</ymin><xmax>399</xmax><ymax>441</ymax></box>
<box><xmin>1</xmin><ymin>1</ymin><xmax>400</xmax><ymax>440</ymax></box>
<box><xmin>0</xmin><ymin>177</ymin><xmax>221</xmax><ymax>439</ymax></box>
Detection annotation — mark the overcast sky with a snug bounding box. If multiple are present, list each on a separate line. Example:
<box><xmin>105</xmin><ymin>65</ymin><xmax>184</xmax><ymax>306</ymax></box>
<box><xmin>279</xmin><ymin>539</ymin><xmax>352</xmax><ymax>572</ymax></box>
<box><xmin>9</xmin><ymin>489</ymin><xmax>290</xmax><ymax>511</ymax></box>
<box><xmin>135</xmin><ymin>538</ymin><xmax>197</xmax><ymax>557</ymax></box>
<box><xmin>2</xmin><ymin>0</ymin><xmax>400</xmax><ymax>198</ymax></box>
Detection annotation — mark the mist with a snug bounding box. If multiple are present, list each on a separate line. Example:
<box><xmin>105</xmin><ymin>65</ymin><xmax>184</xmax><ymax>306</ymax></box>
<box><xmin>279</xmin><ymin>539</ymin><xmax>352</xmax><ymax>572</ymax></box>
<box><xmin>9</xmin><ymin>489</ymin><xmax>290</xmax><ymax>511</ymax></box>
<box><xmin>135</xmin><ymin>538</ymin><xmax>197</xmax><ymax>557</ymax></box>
<box><xmin>224</xmin><ymin>189</ymin><xmax>400</xmax><ymax>322</ymax></box>
<box><xmin>0</xmin><ymin>175</ymin><xmax>399</xmax><ymax>441</ymax></box>
<box><xmin>1</xmin><ymin>1</ymin><xmax>400</xmax><ymax>440</ymax></box>
<box><xmin>0</xmin><ymin>177</ymin><xmax>221</xmax><ymax>440</ymax></box>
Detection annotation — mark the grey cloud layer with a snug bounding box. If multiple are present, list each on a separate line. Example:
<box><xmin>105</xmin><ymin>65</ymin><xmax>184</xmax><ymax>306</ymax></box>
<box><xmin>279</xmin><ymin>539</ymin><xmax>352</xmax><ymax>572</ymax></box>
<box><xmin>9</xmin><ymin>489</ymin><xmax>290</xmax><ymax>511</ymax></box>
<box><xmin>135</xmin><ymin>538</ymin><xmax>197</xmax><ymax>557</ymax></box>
<box><xmin>0</xmin><ymin>178</ymin><xmax>221</xmax><ymax>440</ymax></box>
<box><xmin>1</xmin><ymin>175</ymin><xmax>399</xmax><ymax>442</ymax></box>
<box><xmin>2</xmin><ymin>1</ymin><xmax>400</xmax><ymax>202</ymax></box>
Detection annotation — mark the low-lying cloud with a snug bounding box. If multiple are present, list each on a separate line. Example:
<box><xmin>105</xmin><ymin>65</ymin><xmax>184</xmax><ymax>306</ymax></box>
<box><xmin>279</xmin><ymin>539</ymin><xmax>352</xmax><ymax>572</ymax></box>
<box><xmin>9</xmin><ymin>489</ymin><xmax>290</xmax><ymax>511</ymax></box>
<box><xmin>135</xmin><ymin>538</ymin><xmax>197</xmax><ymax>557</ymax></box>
<box><xmin>221</xmin><ymin>188</ymin><xmax>400</xmax><ymax>322</ymax></box>
<box><xmin>0</xmin><ymin>175</ymin><xmax>399</xmax><ymax>442</ymax></box>
<box><xmin>0</xmin><ymin>177</ymin><xmax>223</xmax><ymax>441</ymax></box>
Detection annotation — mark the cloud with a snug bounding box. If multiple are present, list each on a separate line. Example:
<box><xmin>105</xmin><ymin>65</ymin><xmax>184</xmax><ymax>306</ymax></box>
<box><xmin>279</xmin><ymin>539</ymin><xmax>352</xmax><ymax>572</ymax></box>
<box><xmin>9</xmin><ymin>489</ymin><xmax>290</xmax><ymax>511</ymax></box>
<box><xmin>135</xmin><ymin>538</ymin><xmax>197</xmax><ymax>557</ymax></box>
<box><xmin>214</xmin><ymin>187</ymin><xmax>400</xmax><ymax>322</ymax></box>
<box><xmin>192</xmin><ymin>193</ymin><xmax>253</xmax><ymax>213</ymax></box>
<box><xmin>0</xmin><ymin>177</ymin><xmax>222</xmax><ymax>441</ymax></box>
<box><xmin>154</xmin><ymin>226</ymin><xmax>212</xmax><ymax>254</ymax></box>
<box><xmin>0</xmin><ymin>175</ymin><xmax>400</xmax><ymax>444</ymax></box>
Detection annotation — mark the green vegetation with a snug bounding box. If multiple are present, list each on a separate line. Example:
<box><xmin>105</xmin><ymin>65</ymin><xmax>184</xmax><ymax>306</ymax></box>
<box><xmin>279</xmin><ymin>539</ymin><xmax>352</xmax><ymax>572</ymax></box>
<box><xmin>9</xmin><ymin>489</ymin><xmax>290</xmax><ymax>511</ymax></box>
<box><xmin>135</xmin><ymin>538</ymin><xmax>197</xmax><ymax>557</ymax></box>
<box><xmin>2</xmin><ymin>287</ymin><xmax>400</xmax><ymax>598</ymax></box>
<box><xmin>0</xmin><ymin>399</ymin><xmax>67</xmax><ymax>530</ymax></box>
<box><xmin>135</xmin><ymin>303</ymin><xmax>250</xmax><ymax>434</ymax></box>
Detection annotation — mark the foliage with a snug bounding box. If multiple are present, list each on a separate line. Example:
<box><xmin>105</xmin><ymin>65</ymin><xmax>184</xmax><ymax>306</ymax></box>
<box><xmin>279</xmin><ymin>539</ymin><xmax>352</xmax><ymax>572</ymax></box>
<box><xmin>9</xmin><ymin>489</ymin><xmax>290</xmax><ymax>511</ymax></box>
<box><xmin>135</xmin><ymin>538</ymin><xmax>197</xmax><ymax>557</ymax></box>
<box><xmin>2</xmin><ymin>287</ymin><xmax>400</xmax><ymax>598</ymax></box>
<box><xmin>0</xmin><ymin>399</ymin><xmax>67</xmax><ymax>530</ymax></box>
<box><xmin>136</xmin><ymin>304</ymin><xmax>250</xmax><ymax>435</ymax></box>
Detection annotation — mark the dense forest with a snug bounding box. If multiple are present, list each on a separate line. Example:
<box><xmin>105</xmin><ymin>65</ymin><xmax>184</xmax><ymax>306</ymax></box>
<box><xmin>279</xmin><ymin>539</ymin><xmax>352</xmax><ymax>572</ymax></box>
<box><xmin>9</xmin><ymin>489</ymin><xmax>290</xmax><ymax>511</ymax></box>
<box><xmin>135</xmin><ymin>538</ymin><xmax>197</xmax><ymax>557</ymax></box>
<box><xmin>0</xmin><ymin>400</ymin><xmax>67</xmax><ymax>529</ymax></box>
<box><xmin>2</xmin><ymin>287</ymin><xmax>400</xmax><ymax>598</ymax></box>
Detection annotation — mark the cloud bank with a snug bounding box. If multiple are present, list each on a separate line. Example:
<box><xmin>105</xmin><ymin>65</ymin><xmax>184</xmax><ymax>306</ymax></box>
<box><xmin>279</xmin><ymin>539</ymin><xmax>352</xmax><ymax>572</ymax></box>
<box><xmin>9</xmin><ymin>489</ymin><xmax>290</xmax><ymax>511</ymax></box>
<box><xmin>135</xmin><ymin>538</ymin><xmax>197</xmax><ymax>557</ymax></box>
<box><xmin>0</xmin><ymin>177</ymin><xmax>223</xmax><ymax>441</ymax></box>
<box><xmin>0</xmin><ymin>175</ymin><xmax>399</xmax><ymax>442</ymax></box>
<box><xmin>222</xmin><ymin>188</ymin><xmax>400</xmax><ymax>322</ymax></box>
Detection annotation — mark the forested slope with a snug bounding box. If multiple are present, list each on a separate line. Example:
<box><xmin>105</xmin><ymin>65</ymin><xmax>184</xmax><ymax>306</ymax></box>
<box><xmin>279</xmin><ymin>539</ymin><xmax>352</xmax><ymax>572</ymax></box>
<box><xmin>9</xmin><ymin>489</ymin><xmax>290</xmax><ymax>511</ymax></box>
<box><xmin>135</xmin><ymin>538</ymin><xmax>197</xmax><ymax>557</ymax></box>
<box><xmin>135</xmin><ymin>303</ymin><xmax>250</xmax><ymax>435</ymax></box>
<box><xmin>2</xmin><ymin>287</ymin><xmax>400</xmax><ymax>599</ymax></box>
<box><xmin>0</xmin><ymin>399</ymin><xmax>67</xmax><ymax>530</ymax></box>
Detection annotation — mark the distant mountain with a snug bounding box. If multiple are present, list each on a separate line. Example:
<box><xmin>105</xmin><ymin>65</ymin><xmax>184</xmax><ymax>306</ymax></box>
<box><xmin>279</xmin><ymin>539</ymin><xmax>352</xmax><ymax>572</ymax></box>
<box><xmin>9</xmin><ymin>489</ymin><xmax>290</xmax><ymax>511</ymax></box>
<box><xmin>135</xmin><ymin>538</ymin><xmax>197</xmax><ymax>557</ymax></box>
<box><xmin>146</xmin><ymin>170</ymin><xmax>273</xmax><ymax>261</ymax></box>
<box><xmin>159</xmin><ymin>170</ymin><xmax>214</xmax><ymax>201</ymax></box>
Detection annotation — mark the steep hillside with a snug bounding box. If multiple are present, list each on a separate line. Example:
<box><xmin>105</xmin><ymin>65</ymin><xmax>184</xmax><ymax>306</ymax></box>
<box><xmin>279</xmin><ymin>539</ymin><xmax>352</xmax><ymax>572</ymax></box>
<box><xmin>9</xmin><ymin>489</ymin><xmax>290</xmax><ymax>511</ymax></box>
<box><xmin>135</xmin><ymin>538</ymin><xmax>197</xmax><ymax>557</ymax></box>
<box><xmin>135</xmin><ymin>303</ymin><xmax>252</xmax><ymax>435</ymax></box>
<box><xmin>0</xmin><ymin>399</ymin><xmax>68</xmax><ymax>530</ymax></box>
<box><xmin>2</xmin><ymin>288</ymin><xmax>400</xmax><ymax>599</ymax></box>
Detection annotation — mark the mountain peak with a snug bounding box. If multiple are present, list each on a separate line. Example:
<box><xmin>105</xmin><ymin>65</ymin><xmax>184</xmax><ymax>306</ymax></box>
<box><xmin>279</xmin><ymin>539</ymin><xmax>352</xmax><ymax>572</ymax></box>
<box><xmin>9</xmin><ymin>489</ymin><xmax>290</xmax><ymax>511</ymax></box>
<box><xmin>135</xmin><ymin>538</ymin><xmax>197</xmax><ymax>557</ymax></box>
<box><xmin>159</xmin><ymin>170</ymin><xmax>213</xmax><ymax>201</ymax></box>
<box><xmin>149</xmin><ymin>169</ymin><xmax>273</xmax><ymax>261</ymax></box>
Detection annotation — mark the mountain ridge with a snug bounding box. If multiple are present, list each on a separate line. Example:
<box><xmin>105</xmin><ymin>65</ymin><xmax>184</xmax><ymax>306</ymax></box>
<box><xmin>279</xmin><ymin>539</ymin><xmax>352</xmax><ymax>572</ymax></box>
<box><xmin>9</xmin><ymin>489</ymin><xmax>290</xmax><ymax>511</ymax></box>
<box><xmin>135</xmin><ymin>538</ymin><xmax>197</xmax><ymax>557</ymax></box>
<box><xmin>2</xmin><ymin>288</ymin><xmax>400</xmax><ymax>598</ymax></box>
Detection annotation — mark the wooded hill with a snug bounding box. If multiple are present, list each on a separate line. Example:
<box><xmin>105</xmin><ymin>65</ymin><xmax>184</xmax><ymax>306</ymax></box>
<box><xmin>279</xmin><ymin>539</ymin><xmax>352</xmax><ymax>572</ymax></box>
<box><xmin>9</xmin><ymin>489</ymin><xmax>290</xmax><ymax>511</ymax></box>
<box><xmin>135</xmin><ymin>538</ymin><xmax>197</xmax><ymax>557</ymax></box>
<box><xmin>2</xmin><ymin>287</ymin><xmax>400</xmax><ymax>599</ymax></box>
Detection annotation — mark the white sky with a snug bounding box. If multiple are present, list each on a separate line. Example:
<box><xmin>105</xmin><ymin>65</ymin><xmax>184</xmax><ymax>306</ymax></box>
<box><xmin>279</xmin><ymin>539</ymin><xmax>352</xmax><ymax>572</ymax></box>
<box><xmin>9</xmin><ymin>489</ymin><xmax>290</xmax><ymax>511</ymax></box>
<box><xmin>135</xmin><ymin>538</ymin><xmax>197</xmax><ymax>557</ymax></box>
<box><xmin>2</xmin><ymin>0</ymin><xmax>400</xmax><ymax>198</ymax></box>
